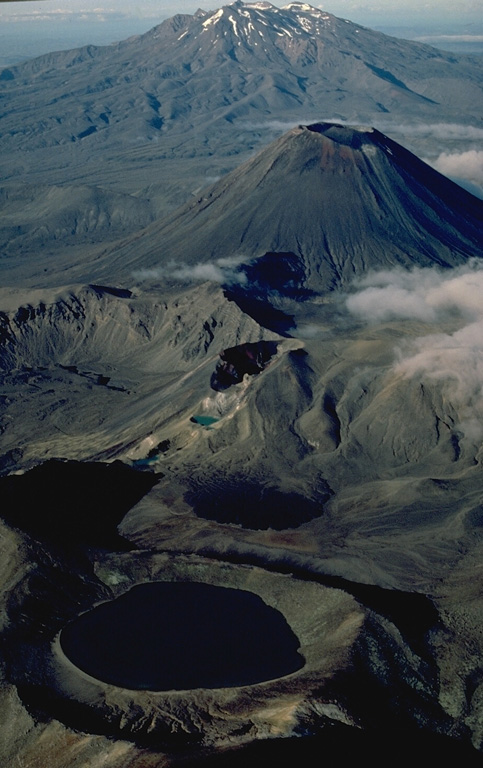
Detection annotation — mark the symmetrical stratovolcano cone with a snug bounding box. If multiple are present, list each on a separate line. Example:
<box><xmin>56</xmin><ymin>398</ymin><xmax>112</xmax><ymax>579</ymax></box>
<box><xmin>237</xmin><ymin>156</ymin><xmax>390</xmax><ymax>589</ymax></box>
<box><xmin>106</xmin><ymin>123</ymin><xmax>483</xmax><ymax>290</ymax></box>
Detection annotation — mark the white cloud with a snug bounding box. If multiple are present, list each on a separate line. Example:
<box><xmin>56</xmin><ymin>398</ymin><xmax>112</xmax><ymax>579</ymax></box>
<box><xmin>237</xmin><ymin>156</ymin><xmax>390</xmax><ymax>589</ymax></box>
<box><xmin>0</xmin><ymin>7</ymin><xmax>127</xmax><ymax>23</ymax></box>
<box><xmin>346</xmin><ymin>263</ymin><xmax>483</xmax><ymax>323</ymax></box>
<box><xmin>381</xmin><ymin>123</ymin><xmax>483</xmax><ymax>143</ymax></box>
<box><xmin>133</xmin><ymin>257</ymin><xmax>247</xmax><ymax>285</ymax></box>
<box><xmin>0</xmin><ymin>1</ymin><xmax>162</xmax><ymax>23</ymax></box>
<box><xmin>319</xmin><ymin>0</ymin><xmax>482</xmax><ymax>23</ymax></box>
<box><xmin>425</xmin><ymin>150</ymin><xmax>483</xmax><ymax>199</ymax></box>
<box><xmin>415</xmin><ymin>34</ymin><xmax>483</xmax><ymax>43</ymax></box>
<box><xmin>393</xmin><ymin>320</ymin><xmax>483</xmax><ymax>444</ymax></box>
<box><xmin>346</xmin><ymin>261</ymin><xmax>483</xmax><ymax>444</ymax></box>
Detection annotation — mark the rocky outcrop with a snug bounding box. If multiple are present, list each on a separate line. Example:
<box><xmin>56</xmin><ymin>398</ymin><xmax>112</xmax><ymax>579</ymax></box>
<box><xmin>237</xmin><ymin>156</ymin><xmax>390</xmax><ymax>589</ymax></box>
<box><xmin>210</xmin><ymin>341</ymin><xmax>278</xmax><ymax>391</ymax></box>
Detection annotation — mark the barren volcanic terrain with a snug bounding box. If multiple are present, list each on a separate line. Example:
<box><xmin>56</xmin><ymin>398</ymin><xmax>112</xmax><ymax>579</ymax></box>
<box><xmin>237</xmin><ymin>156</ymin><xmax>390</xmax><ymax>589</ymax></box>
<box><xmin>1</xmin><ymin>4</ymin><xmax>483</xmax><ymax>767</ymax></box>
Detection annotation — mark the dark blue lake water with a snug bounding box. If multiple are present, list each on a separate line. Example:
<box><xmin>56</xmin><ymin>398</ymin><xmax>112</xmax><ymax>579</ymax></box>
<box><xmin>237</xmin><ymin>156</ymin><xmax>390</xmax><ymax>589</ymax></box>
<box><xmin>60</xmin><ymin>581</ymin><xmax>304</xmax><ymax>690</ymax></box>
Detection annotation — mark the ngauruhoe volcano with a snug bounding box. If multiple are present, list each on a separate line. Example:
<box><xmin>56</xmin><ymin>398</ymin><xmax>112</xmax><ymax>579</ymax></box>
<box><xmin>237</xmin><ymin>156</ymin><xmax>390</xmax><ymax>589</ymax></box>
<box><xmin>95</xmin><ymin>122</ymin><xmax>483</xmax><ymax>290</ymax></box>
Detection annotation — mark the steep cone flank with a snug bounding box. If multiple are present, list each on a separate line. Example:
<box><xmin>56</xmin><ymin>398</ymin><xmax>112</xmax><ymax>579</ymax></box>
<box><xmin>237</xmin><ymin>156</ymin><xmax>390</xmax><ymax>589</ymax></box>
<box><xmin>105</xmin><ymin>123</ymin><xmax>483</xmax><ymax>290</ymax></box>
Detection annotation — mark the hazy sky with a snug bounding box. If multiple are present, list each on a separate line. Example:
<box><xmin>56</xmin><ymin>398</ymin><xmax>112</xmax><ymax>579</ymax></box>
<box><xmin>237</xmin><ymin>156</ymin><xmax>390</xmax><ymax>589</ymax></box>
<box><xmin>0</xmin><ymin>0</ymin><xmax>482</xmax><ymax>28</ymax></box>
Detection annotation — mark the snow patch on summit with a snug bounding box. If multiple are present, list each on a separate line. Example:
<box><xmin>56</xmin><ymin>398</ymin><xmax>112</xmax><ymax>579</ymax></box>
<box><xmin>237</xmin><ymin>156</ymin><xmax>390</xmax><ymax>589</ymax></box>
<box><xmin>245</xmin><ymin>2</ymin><xmax>278</xmax><ymax>9</ymax></box>
<box><xmin>283</xmin><ymin>3</ymin><xmax>316</xmax><ymax>10</ymax></box>
<box><xmin>298</xmin><ymin>16</ymin><xmax>313</xmax><ymax>32</ymax></box>
<box><xmin>202</xmin><ymin>8</ymin><xmax>224</xmax><ymax>28</ymax></box>
<box><xmin>228</xmin><ymin>15</ymin><xmax>240</xmax><ymax>36</ymax></box>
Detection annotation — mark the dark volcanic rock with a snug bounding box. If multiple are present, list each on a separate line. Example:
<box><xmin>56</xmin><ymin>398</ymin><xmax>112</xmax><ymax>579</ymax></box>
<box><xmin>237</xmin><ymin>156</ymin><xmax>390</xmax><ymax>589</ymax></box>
<box><xmin>0</xmin><ymin>459</ymin><xmax>159</xmax><ymax>550</ymax></box>
<box><xmin>210</xmin><ymin>341</ymin><xmax>278</xmax><ymax>390</ymax></box>
<box><xmin>185</xmin><ymin>479</ymin><xmax>331</xmax><ymax>530</ymax></box>
<box><xmin>191</xmin><ymin>723</ymin><xmax>483</xmax><ymax>767</ymax></box>
<box><xmin>239</xmin><ymin>251</ymin><xmax>312</xmax><ymax>300</ymax></box>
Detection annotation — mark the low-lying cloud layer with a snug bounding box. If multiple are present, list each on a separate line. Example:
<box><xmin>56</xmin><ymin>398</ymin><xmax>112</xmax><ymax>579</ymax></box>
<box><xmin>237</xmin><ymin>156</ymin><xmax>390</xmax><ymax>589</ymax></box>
<box><xmin>385</xmin><ymin>123</ymin><xmax>483</xmax><ymax>142</ymax></box>
<box><xmin>346</xmin><ymin>261</ymin><xmax>483</xmax><ymax>444</ymax></box>
<box><xmin>346</xmin><ymin>262</ymin><xmax>483</xmax><ymax>323</ymax></box>
<box><xmin>133</xmin><ymin>257</ymin><xmax>247</xmax><ymax>285</ymax></box>
<box><xmin>426</xmin><ymin>150</ymin><xmax>483</xmax><ymax>198</ymax></box>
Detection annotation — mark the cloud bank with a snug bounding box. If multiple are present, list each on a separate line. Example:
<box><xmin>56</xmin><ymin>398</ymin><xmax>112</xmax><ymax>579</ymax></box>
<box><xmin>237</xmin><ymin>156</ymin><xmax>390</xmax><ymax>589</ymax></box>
<box><xmin>380</xmin><ymin>122</ymin><xmax>483</xmax><ymax>144</ymax></box>
<box><xmin>346</xmin><ymin>261</ymin><xmax>483</xmax><ymax>444</ymax></box>
<box><xmin>346</xmin><ymin>262</ymin><xmax>483</xmax><ymax>323</ymax></box>
<box><xmin>133</xmin><ymin>256</ymin><xmax>247</xmax><ymax>285</ymax></box>
<box><xmin>426</xmin><ymin>150</ymin><xmax>483</xmax><ymax>199</ymax></box>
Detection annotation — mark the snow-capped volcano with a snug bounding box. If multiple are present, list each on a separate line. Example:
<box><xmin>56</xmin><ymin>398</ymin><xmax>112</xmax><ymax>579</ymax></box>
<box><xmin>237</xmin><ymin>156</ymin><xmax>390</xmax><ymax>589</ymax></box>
<box><xmin>141</xmin><ymin>0</ymin><xmax>345</xmax><ymax>70</ymax></box>
<box><xmin>146</xmin><ymin>0</ymin><xmax>395</xmax><ymax>70</ymax></box>
<box><xmin>0</xmin><ymin>0</ymin><xmax>482</xmax><ymax>230</ymax></box>
<box><xmin>192</xmin><ymin>0</ymin><xmax>337</xmax><ymax>49</ymax></box>
<box><xmin>1</xmin><ymin>0</ymin><xmax>481</xmax><ymax>175</ymax></box>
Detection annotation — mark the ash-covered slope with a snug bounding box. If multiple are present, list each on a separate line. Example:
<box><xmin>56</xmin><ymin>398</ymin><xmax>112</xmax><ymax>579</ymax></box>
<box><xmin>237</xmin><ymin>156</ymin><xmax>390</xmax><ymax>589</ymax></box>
<box><xmin>102</xmin><ymin>123</ymin><xmax>483</xmax><ymax>291</ymax></box>
<box><xmin>0</xmin><ymin>183</ymin><xmax>157</xmax><ymax>259</ymax></box>
<box><xmin>0</xmin><ymin>281</ymin><xmax>282</xmax><ymax>473</ymax></box>
<box><xmin>0</xmin><ymin>2</ymin><xmax>481</xmax><ymax>191</ymax></box>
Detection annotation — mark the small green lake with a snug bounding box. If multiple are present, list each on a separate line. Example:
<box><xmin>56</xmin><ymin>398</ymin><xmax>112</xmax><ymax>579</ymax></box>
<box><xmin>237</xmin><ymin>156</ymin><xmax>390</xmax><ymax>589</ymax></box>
<box><xmin>132</xmin><ymin>455</ymin><xmax>159</xmax><ymax>467</ymax></box>
<box><xmin>190</xmin><ymin>415</ymin><xmax>219</xmax><ymax>427</ymax></box>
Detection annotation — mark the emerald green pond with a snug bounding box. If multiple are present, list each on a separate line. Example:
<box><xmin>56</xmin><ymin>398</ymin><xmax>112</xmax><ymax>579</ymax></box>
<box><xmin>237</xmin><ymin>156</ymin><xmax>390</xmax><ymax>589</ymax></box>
<box><xmin>190</xmin><ymin>415</ymin><xmax>219</xmax><ymax>426</ymax></box>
